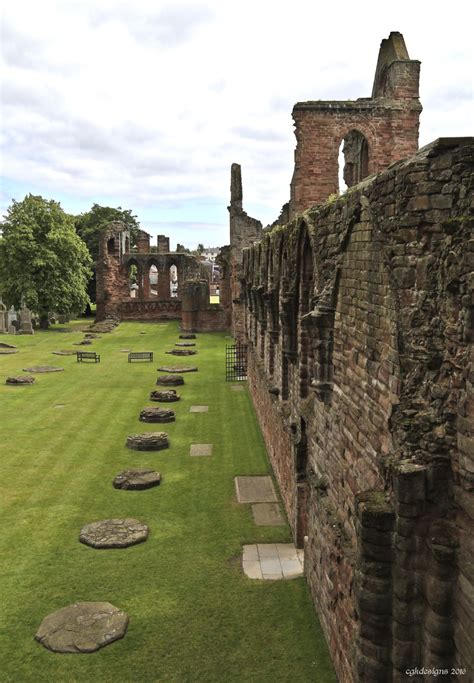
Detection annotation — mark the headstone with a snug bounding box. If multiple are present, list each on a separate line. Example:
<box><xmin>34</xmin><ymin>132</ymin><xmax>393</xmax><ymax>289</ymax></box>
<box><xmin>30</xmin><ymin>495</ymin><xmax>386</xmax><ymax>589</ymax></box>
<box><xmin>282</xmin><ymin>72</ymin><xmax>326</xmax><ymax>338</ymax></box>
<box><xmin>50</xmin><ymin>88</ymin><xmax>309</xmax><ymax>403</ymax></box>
<box><xmin>0</xmin><ymin>299</ymin><xmax>6</xmax><ymax>333</ymax></box>
<box><xmin>35</xmin><ymin>602</ymin><xmax>128</xmax><ymax>653</ymax></box>
<box><xmin>79</xmin><ymin>518</ymin><xmax>148</xmax><ymax>548</ymax></box>
<box><xmin>8</xmin><ymin>324</ymin><xmax>16</xmax><ymax>335</ymax></box>
<box><xmin>20</xmin><ymin>305</ymin><xmax>34</xmax><ymax>335</ymax></box>
<box><xmin>7</xmin><ymin>307</ymin><xmax>17</xmax><ymax>328</ymax></box>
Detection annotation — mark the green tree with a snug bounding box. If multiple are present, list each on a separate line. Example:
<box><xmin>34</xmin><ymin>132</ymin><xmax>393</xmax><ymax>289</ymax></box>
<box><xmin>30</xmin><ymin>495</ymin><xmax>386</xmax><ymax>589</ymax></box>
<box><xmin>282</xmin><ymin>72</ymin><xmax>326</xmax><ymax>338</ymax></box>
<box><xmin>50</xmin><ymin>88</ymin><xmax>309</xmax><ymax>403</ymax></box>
<box><xmin>0</xmin><ymin>194</ymin><xmax>93</xmax><ymax>328</ymax></box>
<box><xmin>196</xmin><ymin>243</ymin><xmax>205</xmax><ymax>255</ymax></box>
<box><xmin>74</xmin><ymin>204</ymin><xmax>140</xmax><ymax>309</ymax></box>
<box><xmin>74</xmin><ymin>203</ymin><xmax>140</xmax><ymax>262</ymax></box>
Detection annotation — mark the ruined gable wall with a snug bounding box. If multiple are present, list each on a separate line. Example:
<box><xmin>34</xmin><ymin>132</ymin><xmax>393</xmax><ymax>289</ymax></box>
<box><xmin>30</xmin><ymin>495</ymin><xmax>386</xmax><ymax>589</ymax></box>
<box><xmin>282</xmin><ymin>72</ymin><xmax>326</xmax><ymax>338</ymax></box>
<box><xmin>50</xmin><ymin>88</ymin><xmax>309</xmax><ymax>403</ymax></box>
<box><xmin>240</xmin><ymin>138</ymin><xmax>473</xmax><ymax>682</ymax></box>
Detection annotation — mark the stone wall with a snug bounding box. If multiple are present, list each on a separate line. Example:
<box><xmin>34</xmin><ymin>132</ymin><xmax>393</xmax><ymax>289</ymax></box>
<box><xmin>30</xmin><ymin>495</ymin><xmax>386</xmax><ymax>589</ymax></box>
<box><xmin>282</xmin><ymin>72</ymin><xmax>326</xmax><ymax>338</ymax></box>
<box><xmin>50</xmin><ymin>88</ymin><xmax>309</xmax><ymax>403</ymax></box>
<box><xmin>289</xmin><ymin>32</ymin><xmax>422</xmax><ymax>218</ymax></box>
<box><xmin>239</xmin><ymin>138</ymin><xmax>473</xmax><ymax>682</ymax></box>
<box><xmin>228</xmin><ymin>163</ymin><xmax>262</xmax><ymax>339</ymax></box>
<box><xmin>95</xmin><ymin>223</ymin><xmax>216</xmax><ymax>325</ymax></box>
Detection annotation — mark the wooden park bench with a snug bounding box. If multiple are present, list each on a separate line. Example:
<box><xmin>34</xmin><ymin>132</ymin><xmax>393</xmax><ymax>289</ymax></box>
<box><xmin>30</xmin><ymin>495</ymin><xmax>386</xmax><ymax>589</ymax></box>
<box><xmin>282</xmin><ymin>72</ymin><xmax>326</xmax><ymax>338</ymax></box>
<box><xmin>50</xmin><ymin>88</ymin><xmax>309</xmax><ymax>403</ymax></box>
<box><xmin>128</xmin><ymin>351</ymin><xmax>153</xmax><ymax>363</ymax></box>
<box><xmin>77</xmin><ymin>351</ymin><xmax>100</xmax><ymax>363</ymax></box>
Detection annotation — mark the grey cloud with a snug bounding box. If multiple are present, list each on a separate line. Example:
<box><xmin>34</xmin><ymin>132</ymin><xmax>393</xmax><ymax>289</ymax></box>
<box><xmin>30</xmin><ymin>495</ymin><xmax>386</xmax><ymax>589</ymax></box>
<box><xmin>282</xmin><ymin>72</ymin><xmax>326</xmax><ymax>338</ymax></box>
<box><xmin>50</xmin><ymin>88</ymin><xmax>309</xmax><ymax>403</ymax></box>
<box><xmin>88</xmin><ymin>2</ymin><xmax>214</xmax><ymax>48</ymax></box>
<box><xmin>231</xmin><ymin>125</ymin><xmax>288</xmax><ymax>142</ymax></box>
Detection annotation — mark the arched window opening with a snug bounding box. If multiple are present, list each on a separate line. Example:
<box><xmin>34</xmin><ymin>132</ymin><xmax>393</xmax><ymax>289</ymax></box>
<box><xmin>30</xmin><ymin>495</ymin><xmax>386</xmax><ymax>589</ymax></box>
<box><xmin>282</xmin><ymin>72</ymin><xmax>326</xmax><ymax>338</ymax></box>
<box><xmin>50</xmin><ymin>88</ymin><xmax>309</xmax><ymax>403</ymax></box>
<box><xmin>298</xmin><ymin>231</ymin><xmax>315</xmax><ymax>399</ymax></box>
<box><xmin>124</xmin><ymin>236</ymin><xmax>130</xmax><ymax>253</ymax></box>
<box><xmin>338</xmin><ymin>130</ymin><xmax>369</xmax><ymax>193</ymax></box>
<box><xmin>170</xmin><ymin>265</ymin><xmax>178</xmax><ymax>297</ymax></box>
<box><xmin>107</xmin><ymin>237</ymin><xmax>115</xmax><ymax>255</ymax></box>
<box><xmin>128</xmin><ymin>263</ymin><xmax>138</xmax><ymax>298</ymax></box>
<box><xmin>149</xmin><ymin>265</ymin><xmax>158</xmax><ymax>297</ymax></box>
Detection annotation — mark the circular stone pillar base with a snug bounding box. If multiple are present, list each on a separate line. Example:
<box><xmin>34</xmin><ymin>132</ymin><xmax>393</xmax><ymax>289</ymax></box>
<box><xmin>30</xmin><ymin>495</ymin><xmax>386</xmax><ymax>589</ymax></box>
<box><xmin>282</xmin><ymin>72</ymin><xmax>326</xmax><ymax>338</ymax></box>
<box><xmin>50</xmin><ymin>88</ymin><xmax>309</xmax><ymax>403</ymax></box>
<box><xmin>35</xmin><ymin>602</ymin><xmax>128</xmax><ymax>653</ymax></box>
<box><xmin>126</xmin><ymin>432</ymin><xmax>170</xmax><ymax>451</ymax></box>
<box><xmin>79</xmin><ymin>518</ymin><xmax>149</xmax><ymax>548</ymax></box>
<box><xmin>149</xmin><ymin>389</ymin><xmax>181</xmax><ymax>402</ymax></box>
<box><xmin>139</xmin><ymin>407</ymin><xmax>175</xmax><ymax>423</ymax></box>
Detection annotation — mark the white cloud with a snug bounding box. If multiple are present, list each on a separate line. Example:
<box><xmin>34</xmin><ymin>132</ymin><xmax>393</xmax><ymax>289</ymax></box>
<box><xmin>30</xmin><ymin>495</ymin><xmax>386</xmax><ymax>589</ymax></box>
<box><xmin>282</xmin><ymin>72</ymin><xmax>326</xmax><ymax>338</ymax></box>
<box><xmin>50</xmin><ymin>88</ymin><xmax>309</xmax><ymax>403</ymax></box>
<box><xmin>1</xmin><ymin>0</ymin><xmax>472</xmax><ymax>247</ymax></box>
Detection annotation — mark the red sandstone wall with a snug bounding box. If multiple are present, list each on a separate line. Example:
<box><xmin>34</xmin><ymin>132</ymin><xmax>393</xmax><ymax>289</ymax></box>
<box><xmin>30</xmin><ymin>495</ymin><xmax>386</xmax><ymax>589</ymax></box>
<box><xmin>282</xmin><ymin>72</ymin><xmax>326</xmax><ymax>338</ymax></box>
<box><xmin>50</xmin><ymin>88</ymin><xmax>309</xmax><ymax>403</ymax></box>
<box><xmin>241</xmin><ymin>138</ymin><xmax>473</xmax><ymax>683</ymax></box>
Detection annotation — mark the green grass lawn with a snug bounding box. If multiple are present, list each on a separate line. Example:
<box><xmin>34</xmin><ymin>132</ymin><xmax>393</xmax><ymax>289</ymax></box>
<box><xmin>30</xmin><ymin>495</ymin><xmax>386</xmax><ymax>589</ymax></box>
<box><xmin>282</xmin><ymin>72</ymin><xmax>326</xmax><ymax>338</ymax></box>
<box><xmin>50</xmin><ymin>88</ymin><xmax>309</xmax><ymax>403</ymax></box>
<box><xmin>0</xmin><ymin>321</ymin><xmax>336</xmax><ymax>683</ymax></box>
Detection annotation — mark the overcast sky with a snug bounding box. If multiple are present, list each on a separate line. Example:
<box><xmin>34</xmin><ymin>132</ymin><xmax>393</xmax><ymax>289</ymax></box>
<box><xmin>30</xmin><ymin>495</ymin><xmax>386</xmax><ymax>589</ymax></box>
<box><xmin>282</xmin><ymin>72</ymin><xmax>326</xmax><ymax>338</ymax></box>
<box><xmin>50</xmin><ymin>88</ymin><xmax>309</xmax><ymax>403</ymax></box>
<box><xmin>1</xmin><ymin>0</ymin><xmax>472</xmax><ymax>249</ymax></box>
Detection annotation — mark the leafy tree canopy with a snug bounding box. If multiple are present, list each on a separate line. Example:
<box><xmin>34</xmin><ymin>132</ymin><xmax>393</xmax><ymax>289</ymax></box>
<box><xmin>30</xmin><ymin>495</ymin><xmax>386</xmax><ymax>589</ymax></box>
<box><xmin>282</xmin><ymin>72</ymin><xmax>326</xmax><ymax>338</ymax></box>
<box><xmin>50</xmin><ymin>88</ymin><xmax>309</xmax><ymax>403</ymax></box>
<box><xmin>74</xmin><ymin>204</ymin><xmax>140</xmax><ymax>262</ymax></box>
<box><xmin>0</xmin><ymin>194</ymin><xmax>93</xmax><ymax>326</ymax></box>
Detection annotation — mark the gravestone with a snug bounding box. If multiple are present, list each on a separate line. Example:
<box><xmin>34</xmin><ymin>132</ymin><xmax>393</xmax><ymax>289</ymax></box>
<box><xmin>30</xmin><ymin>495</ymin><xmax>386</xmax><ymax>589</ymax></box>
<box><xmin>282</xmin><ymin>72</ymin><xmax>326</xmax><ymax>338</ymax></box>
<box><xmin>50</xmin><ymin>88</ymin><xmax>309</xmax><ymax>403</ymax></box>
<box><xmin>35</xmin><ymin>602</ymin><xmax>128</xmax><ymax>653</ymax></box>
<box><xmin>0</xmin><ymin>299</ymin><xmax>6</xmax><ymax>333</ymax></box>
<box><xmin>7</xmin><ymin>307</ymin><xmax>17</xmax><ymax>329</ymax></box>
<box><xmin>8</xmin><ymin>324</ymin><xmax>16</xmax><ymax>335</ymax></box>
<box><xmin>20</xmin><ymin>305</ymin><xmax>34</xmax><ymax>335</ymax></box>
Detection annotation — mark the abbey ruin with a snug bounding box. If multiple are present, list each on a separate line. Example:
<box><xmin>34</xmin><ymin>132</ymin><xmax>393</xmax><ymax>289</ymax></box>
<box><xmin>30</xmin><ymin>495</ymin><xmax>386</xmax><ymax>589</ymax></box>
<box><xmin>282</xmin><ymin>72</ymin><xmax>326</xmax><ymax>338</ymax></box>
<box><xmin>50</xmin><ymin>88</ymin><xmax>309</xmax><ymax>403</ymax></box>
<box><xmin>94</xmin><ymin>32</ymin><xmax>473</xmax><ymax>681</ymax></box>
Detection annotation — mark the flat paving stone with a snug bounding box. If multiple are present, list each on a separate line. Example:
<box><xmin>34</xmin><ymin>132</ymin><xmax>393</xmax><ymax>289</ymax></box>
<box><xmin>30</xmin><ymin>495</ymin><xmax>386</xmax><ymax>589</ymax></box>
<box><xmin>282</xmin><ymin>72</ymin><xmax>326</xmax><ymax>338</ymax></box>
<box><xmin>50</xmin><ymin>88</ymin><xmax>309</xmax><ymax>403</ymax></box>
<box><xmin>242</xmin><ymin>543</ymin><xmax>304</xmax><ymax>580</ymax></box>
<box><xmin>0</xmin><ymin>342</ymin><xmax>17</xmax><ymax>348</ymax></box>
<box><xmin>35</xmin><ymin>601</ymin><xmax>128</xmax><ymax>653</ymax></box>
<box><xmin>175</xmin><ymin>342</ymin><xmax>196</xmax><ymax>347</ymax></box>
<box><xmin>79</xmin><ymin>518</ymin><xmax>148</xmax><ymax>548</ymax></box>
<box><xmin>0</xmin><ymin>348</ymin><xmax>18</xmax><ymax>354</ymax></box>
<box><xmin>52</xmin><ymin>350</ymin><xmax>77</xmax><ymax>356</ymax></box>
<box><xmin>190</xmin><ymin>443</ymin><xmax>213</xmax><ymax>457</ymax></box>
<box><xmin>189</xmin><ymin>405</ymin><xmax>209</xmax><ymax>413</ymax></box>
<box><xmin>113</xmin><ymin>469</ymin><xmax>161</xmax><ymax>490</ymax></box>
<box><xmin>235</xmin><ymin>476</ymin><xmax>278</xmax><ymax>503</ymax></box>
<box><xmin>251</xmin><ymin>503</ymin><xmax>285</xmax><ymax>526</ymax></box>
<box><xmin>22</xmin><ymin>366</ymin><xmax>64</xmax><ymax>373</ymax></box>
<box><xmin>230</xmin><ymin>385</ymin><xmax>244</xmax><ymax>392</ymax></box>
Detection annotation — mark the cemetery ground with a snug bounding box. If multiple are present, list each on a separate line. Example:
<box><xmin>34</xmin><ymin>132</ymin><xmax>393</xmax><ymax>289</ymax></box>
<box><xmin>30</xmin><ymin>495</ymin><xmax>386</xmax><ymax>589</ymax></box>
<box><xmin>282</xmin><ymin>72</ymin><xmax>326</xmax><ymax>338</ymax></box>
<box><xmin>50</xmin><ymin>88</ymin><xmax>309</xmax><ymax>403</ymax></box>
<box><xmin>0</xmin><ymin>321</ymin><xmax>336</xmax><ymax>683</ymax></box>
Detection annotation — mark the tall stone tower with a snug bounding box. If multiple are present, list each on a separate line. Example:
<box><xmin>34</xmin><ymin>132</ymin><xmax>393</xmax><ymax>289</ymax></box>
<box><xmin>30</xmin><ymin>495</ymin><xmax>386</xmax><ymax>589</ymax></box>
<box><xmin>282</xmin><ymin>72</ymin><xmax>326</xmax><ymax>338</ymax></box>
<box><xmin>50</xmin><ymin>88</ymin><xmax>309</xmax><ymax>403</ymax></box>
<box><xmin>289</xmin><ymin>32</ymin><xmax>422</xmax><ymax>217</ymax></box>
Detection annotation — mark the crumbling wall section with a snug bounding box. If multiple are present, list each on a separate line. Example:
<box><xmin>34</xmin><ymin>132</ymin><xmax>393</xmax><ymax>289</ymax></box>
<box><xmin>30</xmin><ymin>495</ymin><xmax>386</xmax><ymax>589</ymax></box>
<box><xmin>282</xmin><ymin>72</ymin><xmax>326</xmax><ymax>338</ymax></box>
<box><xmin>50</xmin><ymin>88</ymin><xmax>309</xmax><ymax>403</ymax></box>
<box><xmin>240</xmin><ymin>138</ymin><xmax>473</xmax><ymax>682</ymax></box>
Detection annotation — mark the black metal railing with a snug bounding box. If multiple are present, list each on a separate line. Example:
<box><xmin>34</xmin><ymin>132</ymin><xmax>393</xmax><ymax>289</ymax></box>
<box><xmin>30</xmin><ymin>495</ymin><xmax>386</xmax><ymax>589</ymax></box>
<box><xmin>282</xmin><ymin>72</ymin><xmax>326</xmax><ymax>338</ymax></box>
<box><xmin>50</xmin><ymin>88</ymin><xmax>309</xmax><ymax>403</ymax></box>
<box><xmin>225</xmin><ymin>343</ymin><xmax>247</xmax><ymax>381</ymax></box>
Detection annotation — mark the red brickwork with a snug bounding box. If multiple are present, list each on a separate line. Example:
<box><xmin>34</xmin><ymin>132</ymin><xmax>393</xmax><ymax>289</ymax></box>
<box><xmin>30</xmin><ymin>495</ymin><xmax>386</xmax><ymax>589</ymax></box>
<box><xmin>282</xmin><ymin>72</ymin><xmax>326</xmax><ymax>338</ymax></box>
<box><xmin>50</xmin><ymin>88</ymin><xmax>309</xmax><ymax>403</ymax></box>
<box><xmin>289</xmin><ymin>32</ymin><xmax>422</xmax><ymax>217</ymax></box>
<box><xmin>239</xmin><ymin>138</ymin><xmax>474</xmax><ymax>682</ymax></box>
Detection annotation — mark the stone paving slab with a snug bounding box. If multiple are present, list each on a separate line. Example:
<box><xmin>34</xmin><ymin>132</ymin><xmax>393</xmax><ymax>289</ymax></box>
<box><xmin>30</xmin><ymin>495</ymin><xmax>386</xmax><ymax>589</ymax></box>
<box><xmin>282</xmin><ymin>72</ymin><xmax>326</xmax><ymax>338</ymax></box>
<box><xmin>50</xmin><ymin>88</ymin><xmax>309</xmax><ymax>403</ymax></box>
<box><xmin>251</xmin><ymin>503</ymin><xmax>285</xmax><ymax>526</ymax></box>
<box><xmin>235</xmin><ymin>476</ymin><xmax>278</xmax><ymax>503</ymax></box>
<box><xmin>189</xmin><ymin>405</ymin><xmax>209</xmax><ymax>413</ymax></box>
<box><xmin>190</xmin><ymin>444</ymin><xmax>213</xmax><ymax>457</ymax></box>
<box><xmin>242</xmin><ymin>543</ymin><xmax>304</xmax><ymax>580</ymax></box>
<box><xmin>230</xmin><ymin>385</ymin><xmax>244</xmax><ymax>392</ymax></box>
